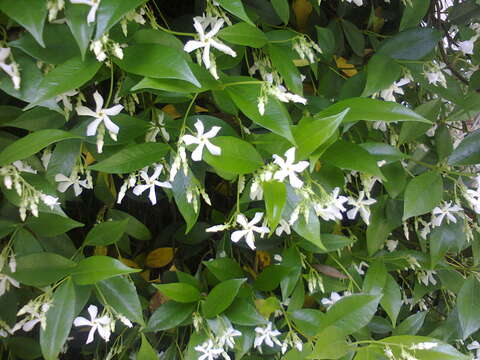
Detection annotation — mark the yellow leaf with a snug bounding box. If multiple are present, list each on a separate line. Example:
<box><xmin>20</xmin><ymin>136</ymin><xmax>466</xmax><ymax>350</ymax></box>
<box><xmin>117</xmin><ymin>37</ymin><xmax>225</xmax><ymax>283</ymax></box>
<box><xmin>293</xmin><ymin>0</ymin><xmax>312</xmax><ymax>32</ymax></box>
<box><xmin>335</xmin><ymin>56</ymin><xmax>358</xmax><ymax>77</ymax></box>
<box><xmin>255</xmin><ymin>297</ymin><xmax>281</xmax><ymax>318</ymax></box>
<box><xmin>256</xmin><ymin>251</ymin><xmax>271</xmax><ymax>269</ymax></box>
<box><xmin>140</xmin><ymin>269</ymin><xmax>151</xmax><ymax>282</ymax></box>
<box><xmin>146</xmin><ymin>247</ymin><xmax>175</xmax><ymax>268</ymax></box>
<box><xmin>194</xmin><ymin>105</ymin><xmax>208</xmax><ymax>113</ymax></box>
<box><xmin>162</xmin><ymin>104</ymin><xmax>181</xmax><ymax>119</ymax></box>
<box><xmin>94</xmin><ymin>246</ymin><xmax>108</xmax><ymax>256</ymax></box>
<box><xmin>120</xmin><ymin>257</ymin><xmax>141</xmax><ymax>269</ymax></box>
<box><xmin>315</xmin><ymin>161</ymin><xmax>322</xmax><ymax>172</ymax></box>
<box><xmin>84</xmin><ymin>151</ymin><xmax>96</xmax><ymax>166</ymax></box>
<box><xmin>293</xmin><ymin>58</ymin><xmax>310</xmax><ymax>67</ymax></box>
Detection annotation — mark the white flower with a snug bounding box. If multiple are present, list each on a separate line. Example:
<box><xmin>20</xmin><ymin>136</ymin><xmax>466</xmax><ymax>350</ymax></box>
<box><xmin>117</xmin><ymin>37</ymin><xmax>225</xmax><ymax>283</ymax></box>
<box><xmin>410</xmin><ymin>342</ymin><xmax>437</xmax><ymax>350</ymax></box>
<box><xmin>55</xmin><ymin>90</ymin><xmax>78</xmax><ymax>112</ymax></box>
<box><xmin>465</xmin><ymin>187</ymin><xmax>480</xmax><ymax>214</ymax></box>
<box><xmin>73</xmin><ymin>305</ymin><xmax>112</xmax><ymax>344</ymax></box>
<box><xmin>386</xmin><ymin>239</ymin><xmax>398</xmax><ymax>252</ymax></box>
<box><xmin>314</xmin><ymin>187</ymin><xmax>348</xmax><ymax>221</ymax></box>
<box><xmin>181</xmin><ymin>119</ymin><xmax>221</xmax><ymax>161</ymax></box>
<box><xmin>353</xmin><ymin>261</ymin><xmax>369</xmax><ymax>276</ymax></box>
<box><xmin>272</xmin><ymin>147</ymin><xmax>309</xmax><ymax>189</ymax></box>
<box><xmin>70</xmin><ymin>0</ymin><xmax>100</xmax><ymax>24</ymax></box>
<box><xmin>320</xmin><ymin>291</ymin><xmax>351</xmax><ymax>309</ymax></box>
<box><xmin>379</xmin><ymin>77</ymin><xmax>410</xmax><ymax>102</ymax></box>
<box><xmin>346</xmin><ymin>0</ymin><xmax>363</xmax><ymax>5</ymax></box>
<box><xmin>55</xmin><ymin>173</ymin><xmax>91</xmax><ymax>196</ymax></box>
<box><xmin>467</xmin><ymin>341</ymin><xmax>480</xmax><ymax>359</ymax></box>
<box><xmin>218</xmin><ymin>326</ymin><xmax>242</xmax><ymax>349</ymax></box>
<box><xmin>418</xmin><ymin>270</ymin><xmax>437</xmax><ymax>286</ymax></box>
<box><xmin>184</xmin><ymin>16</ymin><xmax>236</xmax><ymax>78</ymax></box>
<box><xmin>0</xmin><ymin>47</ymin><xmax>21</xmax><ymax>90</ymax></box>
<box><xmin>424</xmin><ymin>62</ymin><xmax>447</xmax><ymax>88</ymax></box>
<box><xmin>254</xmin><ymin>322</ymin><xmax>282</xmax><ymax>351</ymax></box>
<box><xmin>275</xmin><ymin>219</ymin><xmax>291</xmax><ymax>236</ymax></box>
<box><xmin>457</xmin><ymin>39</ymin><xmax>475</xmax><ymax>55</ymax></box>
<box><xmin>206</xmin><ymin>224</ymin><xmax>228</xmax><ymax>232</ymax></box>
<box><xmin>13</xmin><ymin>160</ymin><xmax>37</xmax><ymax>174</ymax></box>
<box><xmin>14</xmin><ymin>301</ymin><xmax>51</xmax><ymax>332</ymax></box>
<box><xmin>0</xmin><ymin>274</ymin><xmax>20</xmax><ymax>297</ymax></box>
<box><xmin>40</xmin><ymin>194</ymin><xmax>60</xmax><ymax>209</ymax></box>
<box><xmin>132</xmin><ymin>165</ymin><xmax>172</xmax><ymax>205</ymax></box>
<box><xmin>194</xmin><ymin>340</ymin><xmax>224</xmax><ymax>360</ymax></box>
<box><xmin>372</xmin><ymin>121</ymin><xmax>387</xmax><ymax>132</ymax></box>
<box><xmin>231</xmin><ymin>212</ymin><xmax>269</xmax><ymax>250</ymax></box>
<box><xmin>76</xmin><ymin>91</ymin><xmax>123</xmax><ymax>152</ymax></box>
<box><xmin>431</xmin><ymin>201</ymin><xmax>462</xmax><ymax>227</ymax></box>
<box><xmin>269</xmin><ymin>84</ymin><xmax>307</xmax><ymax>106</ymax></box>
<box><xmin>346</xmin><ymin>191</ymin><xmax>376</xmax><ymax>225</ymax></box>
<box><xmin>146</xmin><ymin>112</ymin><xmax>170</xmax><ymax>142</ymax></box>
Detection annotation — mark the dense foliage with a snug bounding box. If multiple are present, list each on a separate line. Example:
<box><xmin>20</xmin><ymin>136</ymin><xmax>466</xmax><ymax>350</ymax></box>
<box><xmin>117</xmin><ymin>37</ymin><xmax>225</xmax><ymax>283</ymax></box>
<box><xmin>0</xmin><ymin>0</ymin><xmax>480</xmax><ymax>359</ymax></box>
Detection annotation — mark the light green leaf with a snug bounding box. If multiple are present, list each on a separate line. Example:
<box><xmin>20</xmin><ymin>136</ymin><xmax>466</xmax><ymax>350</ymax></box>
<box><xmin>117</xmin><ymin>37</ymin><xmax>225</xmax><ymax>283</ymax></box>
<box><xmin>218</xmin><ymin>22</ymin><xmax>267</xmax><ymax>48</ymax></box>
<box><xmin>89</xmin><ymin>143</ymin><xmax>170</xmax><ymax>173</ymax></box>
<box><xmin>203</xmin><ymin>278</ymin><xmax>246</xmax><ymax>318</ymax></box>
<box><xmin>392</xmin><ymin>311</ymin><xmax>427</xmax><ymax>336</ymax></box>
<box><xmin>380</xmin><ymin>274</ymin><xmax>402</xmax><ymax>326</ymax></box>
<box><xmin>362</xmin><ymin>53</ymin><xmax>401</xmax><ymax>96</ymax></box>
<box><xmin>204</xmin><ymin>258</ymin><xmax>244</xmax><ymax>282</ymax></box>
<box><xmin>203</xmin><ymin>136</ymin><xmax>264</xmax><ymax>174</ymax></box>
<box><xmin>25</xmin><ymin>212</ymin><xmax>84</xmax><ymax>237</ymax></box>
<box><xmin>0</xmin><ymin>129</ymin><xmax>81</xmax><ymax>166</ymax></box>
<box><xmin>377</xmin><ymin>27</ymin><xmax>441</xmax><ymax>60</ymax></box>
<box><xmin>147</xmin><ymin>301</ymin><xmax>195</xmax><ymax>332</ymax></box>
<box><xmin>289</xmin><ymin>309</ymin><xmax>324</xmax><ymax>336</ymax></box>
<box><xmin>94</xmin><ymin>0</ymin><xmax>147</xmax><ymax>39</ymax></box>
<box><xmin>107</xmin><ymin>209</ymin><xmax>151</xmax><ymax>241</ymax></box>
<box><xmin>263</xmin><ymin>181</ymin><xmax>286</xmax><ymax>231</ymax></box>
<box><xmin>40</xmin><ymin>279</ymin><xmax>75</xmax><ymax>360</ymax></box>
<box><xmin>97</xmin><ymin>276</ymin><xmax>145</xmax><ymax>326</ymax></box>
<box><xmin>225</xmin><ymin>298</ymin><xmax>267</xmax><ymax>326</ymax></box>
<box><xmin>403</xmin><ymin>171</ymin><xmax>443</xmax><ymax>220</ymax></box>
<box><xmin>137</xmin><ymin>334</ymin><xmax>158</xmax><ymax>360</ymax></box>
<box><xmin>253</xmin><ymin>265</ymin><xmax>291</xmax><ymax>291</ymax></box>
<box><xmin>458</xmin><ymin>276</ymin><xmax>480</xmax><ymax>339</ymax></box>
<box><xmin>308</xmin><ymin>326</ymin><xmax>350</xmax><ymax>359</ymax></box>
<box><xmin>363</xmin><ymin>260</ymin><xmax>387</xmax><ymax>296</ymax></box>
<box><xmin>84</xmin><ymin>220</ymin><xmax>129</xmax><ymax>246</ymax></box>
<box><xmin>154</xmin><ymin>283</ymin><xmax>201</xmax><ymax>303</ymax></box>
<box><xmin>268</xmin><ymin>43</ymin><xmax>303</xmax><ymax>95</ymax></box>
<box><xmin>215</xmin><ymin>0</ymin><xmax>253</xmax><ymax>25</ymax></box>
<box><xmin>71</xmin><ymin>256</ymin><xmax>141</xmax><ymax>285</ymax></box>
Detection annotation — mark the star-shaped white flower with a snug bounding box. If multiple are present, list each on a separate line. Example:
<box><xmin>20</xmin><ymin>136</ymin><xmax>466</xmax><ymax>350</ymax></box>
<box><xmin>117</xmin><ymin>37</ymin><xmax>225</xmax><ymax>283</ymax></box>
<box><xmin>184</xmin><ymin>16</ymin><xmax>236</xmax><ymax>76</ymax></box>
<box><xmin>194</xmin><ymin>340</ymin><xmax>224</xmax><ymax>360</ymax></box>
<box><xmin>431</xmin><ymin>201</ymin><xmax>462</xmax><ymax>227</ymax></box>
<box><xmin>231</xmin><ymin>212</ymin><xmax>269</xmax><ymax>250</ymax></box>
<box><xmin>132</xmin><ymin>165</ymin><xmax>172</xmax><ymax>205</ymax></box>
<box><xmin>55</xmin><ymin>173</ymin><xmax>91</xmax><ymax>196</ymax></box>
<box><xmin>218</xmin><ymin>326</ymin><xmax>242</xmax><ymax>349</ymax></box>
<box><xmin>73</xmin><ymin>305</ymin><xmax>112</xmax><ymax>344</ymax></box>
<box><xmin>346</xmin><ymin>191</ymin><xmax>376</xmax><ymax>225</ymax></box>
<box><xmin>254</xmin><ymin>322</ymin><xmax>282</xmax><ymax>351</ymax></box>
<box><xmin>272</xmin><ymin>147</ymin><xmax>309</xmax><ymax>189</ymax></box>
<box><xmin>314</xmin><ymin>187</ymin><xmax>348</xmax><ymax>221</ymax></box>
<box><xmin>76</xmin><ymin>91</ymin><xmax>123</xmax><ymax>146</ymax></box>
<box><xmin>70</xmin><ymin>0</ymin><xmax>100</xmax><ymax>24</ymax></box>
<box><xmin>181</xmin><ymin>119</ymin><xmax>221</xmax><ymax>161</ymax></box>
<box><xmin>379</xmin><ymin>77</ymin><xmax>410</xmax><ymax>102</ymax></box>
<box><xmin>320</xmin><ymin>291</ymin><xmax>351</xmax><ymax>309</ymax></box>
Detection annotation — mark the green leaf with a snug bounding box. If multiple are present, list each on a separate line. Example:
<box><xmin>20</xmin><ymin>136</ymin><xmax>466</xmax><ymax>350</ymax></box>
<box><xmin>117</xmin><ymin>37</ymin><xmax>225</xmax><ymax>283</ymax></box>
<box><xmin>293</xmin><ymin>109</ymin><xmax>348</xmax><ymax>159</ymax></box>
<box><xmin>40</xmin><ymin>279</ymin><xmax>75</xmax><ymax>360</ymax></box>
<box><xmin>107</xmin><ymin>209</ymin><xmax>151</xmax><ymax>241</ymax></box>
<box><xmin>359</xmin><ymin>142</ymin><xmax>407</xmax><ymax>164</ymax></box>
<box><xmin>27</xmin><ymin>56</ymin><xmax>102</xmax><ymax>108</ymax></box>
<box><xmin>400</xmin><ymin>0</ymin><xmax>431</xmax><ymax>31</ymax></box>
<box><xmin>0</xmin><ymin>129</ymin><xmax>81</xmax><ymax>166</ymax></box>
<box><xmin>263</xmin><ymin>181</ymin><xmax>286</xmax><ymax>231</ymax></box>
<box><xmin>137</xmin><ymin>334</ymin><xmax>158</xmax><ymax>360</ymax></box>
<box><xmin>430</xmin><ymin>221</ymin><xmax>466</xmax><ymax>268</ymax></box>
<box><xmin>84</xmin><ymin>220</ymin><xmax>129</xmax><ymax>246</ymax></box>
<box><xmin>65</xmin><ymin>1</ymin><xmax>94</xmax><ymax>58</ymax></box>
<box><xmin>225</xmin><ymin>77</ymin><xmax>295</xmax><ymax>143</ymax></box>
<box><xmin>448</xmin><ymin>129</ymin><xmax>480</xmax><ymax>165</ymax></box>
<box><xmin>0</xmin><ymin>0</ymin><xmax>47</xmax><ymax>47</ymax></box>
<box><xmin>268</xmin><ymin>43</ymin><xmax>303</xmax><ymax>94</ymax></box>
<box><xmin>377</xmin><ymin>27</ymin><xmax>442</xmax><ymax>60</ymax></box>
<box><xmin>204</xmin><ymin>258</ymin><xmax>244</xmax><ymax>282</ymax></box>
<box><xmin>225</xmin><ymin>298</ymin><xmax>267</xmax><ymax>326</ymax></box>
<box><xmin>203</xmin><ymin>278</ymin><xmax>246</xmax><ymax>318</ymax></box>
<box><xmin>362</xmin><ymin>54</ymin><xmax>401</xmax><ymax>96</ymax></box>
<box><xmin>316</xmin><ymin>26</ymin><xmax>336</xmax><ymax>55</ymax></box>
<box><xmin>322</xmin><ymin>140</ymin><xmax>383</xmax><ymax>178</ymax></box>
<box><xmin>309</xmin><ymin>326</ymin><xmax>350</xmax><ymax>359</ymax></box>
<box><xmin>10</xmin><ymin>253</ymin><xmax>76</xmax><ymax>287</ymax></box>
<box><xmin>317</xmin><ymin>97</ymin><xmax>431</xmax><ymax>124</ymax></box>
<box><xmin>71</xmin><ymin>256</ymin><xmax>141</xmax><ymax>285</ymax></box>
<box><xmin>114</xmin><ymin>44</ymin><xmax>201</xmax><ymax>88</ymax></box>
<box><xmin>458</xmin><ymin>276</ymin><xmax>480</xmax><ymax>339</ymax></box>
<box><xmin>89</xmin><ymin>143</ymin><xmax>170</xmax><ymax>173</ymax></box>
<box><xmin>218</xmin><ymin>22</ymin><xmax>267</xmax><ymax>48</ymax></box>
<box><xmin>95</xmin><ymin>0</ymin><xmax>147</xmax><ymax>39</ymax></box>
<box><xmin>25</xmin><ymin>213</ymin><xmax>84</xmax><ymax>237</ymax></box>
<box><xmin>253</xmin><ymin>265</ymin><xmax>291</xmax><ymax>291</ymax></box>
<box><xmin>171</xmin><ymin>169</ymin><xmax>199</xmax><ymax>233</ymax></box>
<box><xmin>392</xmin><ymin>311</ymin><xmax>427</xmax><ymax>336</ymax></box>
<box><xmin>435</xmin><ymin>125</ymin><xmax>453</xmax><ymax>161</ymax></box>
<box><xmin>3</xmin><ymin>107</ymin><xmax>65</xmax><ymax>131</ymax></box>
<box><xmin>289</xmin><ymin>309</ymin><xmax>324</xmax><ymax>336</ymax></box>
<box><xmin>341</xmin><ymin>20</ymin><xmax>365</xmax><ymax>57</ymax></box>
<box><xmin>403</xmin><ymin>171</ymin><xmax>443</xmax><ymax>220</ymax></box>
<box><xmin>380</xmin><ymin>274</ymin><xmax>402</xmax><ymax>326</ymax></box>
<box><xmin>317</xmin><ymin>294</ymin><xmax>381</xmax><ymax>336</ymax></box>
<box><xmin>363</xmin><ymin>260</ymin><xmax>387</xmax><ymax>296</ymax></box>
<box><xmin>97</xmin><ymin>276</ymin><xmax>145</xmax><ymax>326</ymax></box>
<box><xmin>147</xmin><ymin>301</ymin><xmax>195</xmax><ymax>332</ymax></box>
<box><xmin>215</xmin><ymin>0</ymin><xmax>253</xmax><ymax>25</ymax></box>
<box><xmin>366</xmin><ymin>197</ymin><xmax>402</xmax><ymax>255</ymax></box>
<box><xmin>271</xmin><ymin>0</ymin><xmax>290</xmax><ymax>24</ymax></box>
<box><xmin>203</xmin><ymin>136</ymin><xmax>264</xmax><ymax>174</ymax></box>
<box><xmin>154</xmin><ymin>283</ymin><xmax>201</xmax><ymax>303</ymax></box>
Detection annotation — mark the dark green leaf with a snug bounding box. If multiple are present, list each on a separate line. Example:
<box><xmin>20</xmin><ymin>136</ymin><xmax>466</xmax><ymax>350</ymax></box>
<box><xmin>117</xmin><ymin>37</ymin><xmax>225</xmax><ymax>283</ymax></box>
<box><xmin>107</xmin><ymin>209</ymin><xmax>151</xmax><ymax>241</ymax></box>
<box><xmin>204</xmin><ymin>258</ymin><xmax>244</xmax><ymax>282</ymax></box>
<box><xmin>392</xmin><ymin>311</ymin><xmax>427</xmax><ymax>336</ymax></box>
<box><xmin>65</xmin><ymin>2</ymin><xmax>94</xmax><ymax>58</ymax></box>
<box><xmin>263</xmin><ymin>181</ymin><xmax>286</xmax><ymax>231</ymax></box>
<box><xmin>137</xmin><ymin>334</ymin><xmax>158</xmax><ymax>360</ymax></box>
<box><xmin>203</xmin><ymin>278</ymin><xmax>246</xmax><ymax>318</ymax></box>
<box><xmin>268</xmin><ymin>43</ymin><xmax>303</xmax><ymax>94</ymax></box>
<box><xmin>403</xmin><ymin>171</ymin><xmax>443</xmax><ymax>220</ymax></box>
<box><xmin>430</xmin><ymin>221</ymin><xmax>466</xmax><ymax>268</ymax></box>
<box><xmin>254</xmin><ymin>265</ymin><xmax>291</xmax><ymax>291</ymax></box>
<box><xmin>25</xmin><ymin>213</ymin><xmax>84</xmax><ymax>237</ymax></box>
<box><xmin>95</xmin><ymin>0</ymin><xmax>147</xmax><ymax>39</ymax></box>
<box><xmin>225</xmin><ymin>298</ymin><xmax>267</xmax><ymax>326</ymax></box>
<box><xmin>458</xmin><ymin>276</ymin><xmax>480</xmax><ymax>339</ymax></box>
<box><xmin>84</xmin><ymin>220</ymin><xmax>129</xmax><ymax>246</ymax></box>
<box><xmin>341</xmin><ymin>20</ymin><xmax>364</xmax><ymax>57</ymax></box>
<box><xmin>71</xmin><ymin>256</ymin><xmax>141</xmax><ymax>285</ymax></box>
<box><xmin>271</xmin><ymin>0</ymin><xmax>290</xmax><ymax>24</ymax></box>
<box><xmin>147</xmin><ymin>301</ymin><xmax>195</xmax><ymax>332</ymax></box>
<box><xmin>380</xmin><ymin>274</ymin><xmax>402</xmax><ymax>326</ymax></box>
<box><xmin>448</xmin><ymin>129</ymin><xmax>480</xmax><ymax>165</ymax></box>
<box><xmin>154</xmin><ymin>283</ymin><xmax>201</xmax><ymax>303</ymax></box>
<box><xmin>378</xmin><ymin>28</ymin><xmax>441</xmax><ymax>60</ymax></box>
<box><xmin>362</xmin><ymin>54</ymin><xmax>401</xmax><ymax>96</ymax></box>
<box><xmin>216</xmin><ymin>0</ymin><xmax>253</xmax><ymax>25</ymax></box>
<box><xmin>218</xmin><ymin>22</ymin><xmax>267</xmax><ymax>48</ymax></box>
<box><xmin>171</xmin><ymin>169</ymin><xmax>199</xmax><ymax>233</ymax></box>
<box><xmin>363</xmin><ymin>260</ymin><xmax>387</xmax><ymax>296</ymax></box>
<box><xmin>400</xmin><ymin>0</ymin><xmax>431</xmax><ymax>30</ymax></box>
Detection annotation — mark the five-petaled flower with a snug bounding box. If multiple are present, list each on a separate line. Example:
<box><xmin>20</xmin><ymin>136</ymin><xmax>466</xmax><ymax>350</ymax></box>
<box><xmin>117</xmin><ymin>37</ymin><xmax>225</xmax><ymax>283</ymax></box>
<box><xmin>70</xmin><ymin>0</ymin><xmax>100</xmax><ymax>24</ymax></box>
<box><xmin>431</xmin><ymin>201</ymin><xmax>462</xmax><ymax>227</ymax></box>
<box><xmin>73</xmin><ymin>305</ymin><xmax>112</xmax><ymax>344</ymax></box>
<box><xmin>272</xmin><ymin>147</ymin><xmax>309</xmax><ymax>189</ymax></box>
<box><xmin>346</xmin><ymin>191</ymin><xmax>376</xmax><ymax>225</ymax></box>
<box><xmin>194</xmin><ymin>340</ymin><xmax>224</xmax><ymax>360</ymax></box>
<box><xmin>133</xmin><ymin>165</ymin><xmax>172</xmax><ymax>205</ymax></box>
<box><xmin>181</xmin><ymin>119</ymin><xmax>221</xmax><ymax>161</ymax></box>
<box><xmin>254</xmin><ymin>322</ymin><xmax>282</xmax><ymax>352</ymax></box>
<box><xmin>231</xmin><ymin>212</ymin><xmax>269</xmax><ymax>250</ymax></box>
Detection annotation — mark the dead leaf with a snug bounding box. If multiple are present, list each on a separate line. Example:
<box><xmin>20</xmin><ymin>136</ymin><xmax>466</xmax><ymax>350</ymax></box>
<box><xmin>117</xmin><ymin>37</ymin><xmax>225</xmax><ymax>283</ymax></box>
<box><xmin>146</xmin><ymin>247</ymin><xmax>175</xmax><ymax>268</ymax></box>
<box><xmin>314</xmin><ymin>264</ymin><xmax>348</xmax><ymax>279</ymax></box>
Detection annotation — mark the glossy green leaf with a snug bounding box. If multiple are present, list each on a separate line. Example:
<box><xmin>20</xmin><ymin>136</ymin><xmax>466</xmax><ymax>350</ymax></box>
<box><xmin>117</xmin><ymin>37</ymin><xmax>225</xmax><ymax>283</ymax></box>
<box><xmin>203</xmin><ymin>278</ymin><xmax>246</xmax><ymax>318</ymax></box>
<box><xmin>392</xmin><ymin>311</ymin><xmax>427</xmax><ymax>336</ymax></box>
<box><xmin>263</xmin><ymin>181</ymin><xmax>286</xmax><ymax>231</ymax></box>
<box><xmin>271</xmin><ymin>0</ymin><xmax>290</xmax><ymax>24</ymax></box>
<box><xmin>430</xmin><ymin>221</ymin><xmax>466</xmax><ymax>268</ymax></box>
<box><xmin>203</xmin><ymin>136</ymin><xmax>264</xmax><ymax>174</ymax></box>
<box><xmin>268</xmin><ymin>43</ymin><xmax>303</xmax><ymax>94</ymax></box>
<box><xmin>400</xmin><ymin>0</ymin><xmax>431</xmax><ymax>30</ymax></box>
<box><xmin>114</xmin><ymin>44</ymin><xmax>201</xmax><ymax>87</ymax></box>
<box><xmin>215</xmin><ymin>0</ymin><xmax>253</xmax><ymax>25</ymax></box>
<box><xmin>363</xmin><ymin>260</ymin><xmax>387</xmax><ymax>296</ymax></box>
<box><xmin>458</xmin><ymin>276</ymin><xmax>480</xmax><ymax>339</ymax></box>
<box><xmin>218</xmin><ymin>22</ymin><xmax>267</xmax><ymax>48</ymax></box>
<box><xmin>89</xmin><ymin>143</ymin><xmax>170</xmax><ymax>173</ymax></box>
<box><xmin>3</xmin><ymin>107</ymin><xmax>64</xmax><ymax>131</ymax></box>
<box><xmin>377</xmin><ymin>28</ymin><xmax>441</xmax><ymax>60</ymax></box>
<box><xmin>0</xmin><ymin>129</ymin><xmax>81</xmax><ymax>166</ymax></box>
<box><xmin>0</xmin><ymin>0</ymin><xmax>47</xmax><ymax>46</ymax></box>
<box><xmin>147</xmin><ymin>301</ymin><xmax>195</xmax><ymax>332</ymax></box>
<box><xmin>448</xmin><ymin>129</ymin><xmax>480</xmax><ymax>165</ymax></box>
<box><xmin>362</xmin><ymin>54</ymin><xmax>401</xmax><ymax>96</ymax></box>
<box><xmin>84</xmin><ymin>220</ymin><xmax>129</xmax><ymax>246</ymax></box>
<box><xmin>289</xmin><ymin>309</ymin><xmax>324</xmax><ymax>336</ymax></box>
<box><xmin>25</xmin><ymin>213</ymin><xmax>84</xmax><ymax>237</ymax></box>
<box><xmin>366</xmin><ymin>197</ymin><xmax>402</xmax><ymax>255</ymax></box>
<box><xmin>403</xmin><ymin>171</ymin><xmax>443</xmax><ymax>220</ymax></box>
<box><xmin>309</xmin><ymin>326</ymin><xmax>350</xmax><ymax>359</ymax></box>
<box><xmin>380</xmin><ymin>274</ymin><xmax>402</xmax><ymax>326</ymax></box>
<box><xmin>154</xmin><ymin>283</ymin><xmax>201</xmax><ymax>303</ymax></box>
<box><xmin>253</xmin><ymin>265</ymin><xmax>291</xmax><ymax>291</ymax></box>
<box><xmin>10</xmin><ymin>253</ymin><xmax>76</xmax><ymax>287</ymax></box>
<box><xmin>95</xmin><ymin>0</ymin><xmax>147</xmax><ymax>39</ymax></box>
<box><xmin>107</xmin><ymin>209</ymin><xmax>151</xmax><ymax>241</ymax></box>
<box><xmin>171</xmin><ymin>169</ymin><xmax>200</xmax><ymax>233</ymax></box>
<box><xmin>65</xmin><ymin>2</ymin><xmax>94</xmax><ymax>58</ymax></box>
<box><xmin>137</xmin><ymin>334</ymin><xmax>158</xmax><ymax>360</ymax></box>
<box><xmin>71</xmin><ymin>256</ymin><xmax>141</xmax><ymax>285</ymax></box>
<box><xmin>97</xmin><ymin>276</ymin><xmax>145</xmax><ymax>325</ymax></box>
<box><xmin>225</xmin><ymin>298</ymin><xmax>267</xmax><ymax>326</ymax></box>
<box><xmin>204</xmin><ymin>258</ymin><xmax>244</xmax><ymax>282</ymax></box>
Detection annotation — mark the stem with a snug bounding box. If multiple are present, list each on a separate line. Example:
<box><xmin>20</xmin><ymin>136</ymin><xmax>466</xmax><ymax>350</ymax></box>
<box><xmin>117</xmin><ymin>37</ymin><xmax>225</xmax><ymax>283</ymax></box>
<box><xmin>158</xmin><ymin>24</ymin><xmax>195</xmax><ymax>37</ymax></box>
<box><xmin>219</xmin><ymin>80</ymin><xmax>264</xmax><ymax>89</ymax></box>
<box><xmin>105</xmin><ymin>63</ymin><xmax>115</xmax><ymax>107</ymax></box>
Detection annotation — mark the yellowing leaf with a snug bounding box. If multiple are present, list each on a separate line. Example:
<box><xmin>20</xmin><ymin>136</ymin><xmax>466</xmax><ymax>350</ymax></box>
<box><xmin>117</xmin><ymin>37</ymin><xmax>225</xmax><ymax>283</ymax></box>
<box><xmin>293</xmin><ymin>58</ymin><xmax>310</xmax><ymax>67</ymax></box>
<box><xmin>255</xmin><ymin>297</ymin><xmax>280</xmax><ymax>318</ymax></box>
<box><xmin>293</xmin><ymin>0</ymin><xmax>312</xmax><ymax>32</ymax></box>
<box><xmin>194</xmin><ymin>105</ymin><xmax>208</xmax><ymax>113</ymax></box>
<box><xmin>146</xmin><ymin>247</ymin><xmax>175</xmax><ymax>268</ymax></box>
<box><xmin>256</xmin><ymin>251</ymin><xmax>271</xmax><ymax>269</ymax></box>
<box><xmin>84</xmin><ymin>150</ymin><xmax>96</xmax><ymax>166</ymax></box>
<box><xmin>335</xmin><ymin>56</ymin><xmax>358</xmax><ymax>77</ymax></box>
<box><xmin>94</xmin><ymin>246</ymin><xmax>108</xmax><ymax>256</ymax></box>
<box><xmin>120</xmin><ymin>257</ymin><xmax>141</xmax><ymax>269</ymax></box>
<box><xmin>161</xmin><ymin>104</ymin><xmax>181</xmax><ymax>119</ymax></box>
<box><xmin>140</xmin><ymin>270</ymin><xmax>151</xmax><ymax>282</ymax></box>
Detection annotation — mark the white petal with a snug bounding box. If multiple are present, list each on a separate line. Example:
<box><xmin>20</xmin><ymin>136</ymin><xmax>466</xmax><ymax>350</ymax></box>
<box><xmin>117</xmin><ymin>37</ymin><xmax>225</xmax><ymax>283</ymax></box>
<box><xmin>231</xmin><ymin>230</ymin><xmax>248</xmax><ymax>243</ymax></box>
<box><xmin>245</xmin><ymin>231</ymin><xmax>256</xmax><ymax>250</ymax></box>
<box><xmin>205</xmin><ymin>140</ymin><xmax>221</xmax><ymax>156</ymax></box>
<box><xmin>284</xmin><ymin>147</ymin><xmax>296</xmax><ymax>165</ymax></box>
<box><xmin>203</xmin><ymin>125</ymin><xmax>221</xmax><ymax>138</ymax></box>
<box><xmin>148</xmin><ymin>186</ymin><xmax>157</xmax><ymax>205</ymax></box>
<box><xmin>87</xmin><ymin>3</ymin><xmax>98</xmax><ymax>24</ymax></box>
<box><xmin>184</xmin><ymin>40</ymin><xmax>204</xmax><ymax>53</ymax></box>
<box><xmin>103</xmin><ymin>116</ymin><xmax>119</xmax><ymax>135</ymax></box>
<box><xmin>194</xmin><ymin>119</ymin><xmax>205</xmax><ymax>136</ymax></box>
<box><xmin>250</xmin><ymin>212</ymin><xmax>264</xmax><ymax>226</ymax></box>
<box><xmin>181</xmin><ymin>134</ymin><xmax>200</xmax><ymax>146</ymax></box>
<box><xmin>210</xmin><ymin>40</ymin><xmax>237</xmax><ymax>57</ymax></box>
<box><xmin>76</xmin><ymin>105</ymin><xmax>97</xmax><ymax>117</ymax></box>
<box><xmin>202</xmin><ymin>43</ymin><xmax>211</xmax><ymax>69</ymax></box>
<box><xmin>87</xmin><ymin>305</ymin><xmax>98</xmax><ymax>320</ymax></box>
<box><xmin>93</xmin><ymin>91</ymin><xmax>104</xmax><ymax>112</ymax></box>
<box><xmin>191</xmin><ymin>143</ymin><xmax>204</xmax><ymax>161</ymax></box>
<box><xmin>289</xmin><ymin>173</ymin><xmax>303</xmax><ymax>188</ymax></box>
<box><xmin>74</xmin><ymin>316</ymin><xmax>92</xmax><ymax>327</ymax></box>
<box><xmin>292</xmin><ymin>161</ymin><xmax>309</xmax><ymax>173</ymax></box>
<box><xmin>86</xmin><ymin>118</ymin><xmax>103</xmax><ymax>136</ymax></box>
<box><xmin>236</xmin><ymin>214</ymin><xmax>249</xmax><ymax>228</ymax></box>
<box><xmin>85</xmin><ymin>326</ymin><xmax>96</xmax><ymax>344</ymax></box>
<box><xmin>103</xmin><ymin>104</ymin><xmax>123</xmax><ymax>116</ymax></box>
<box><xmin>133</xmin><ymin>184</ymin><xmax>150</xmax><ymax>196</ymax></box>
